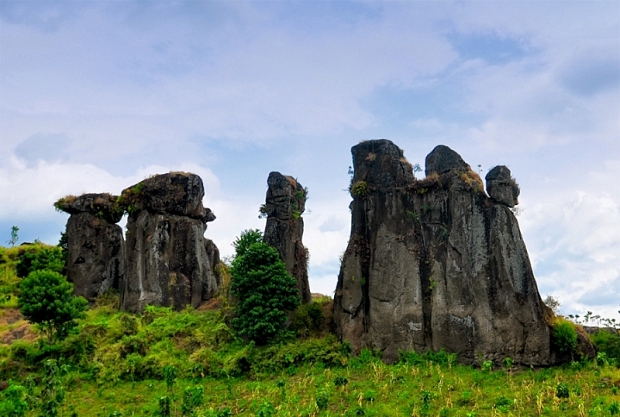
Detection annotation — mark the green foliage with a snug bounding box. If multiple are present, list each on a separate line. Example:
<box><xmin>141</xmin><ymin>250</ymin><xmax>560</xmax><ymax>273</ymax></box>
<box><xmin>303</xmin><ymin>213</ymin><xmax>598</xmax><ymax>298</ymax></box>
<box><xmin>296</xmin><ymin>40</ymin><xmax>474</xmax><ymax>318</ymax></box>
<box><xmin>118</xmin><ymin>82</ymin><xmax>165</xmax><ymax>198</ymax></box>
<box><xmin>0</xmin><ymin>381</ymin><xmax>29</xmax><ymax>416</ymax></box>
<box><xmin>8</xmin><ymin>226</ymin><xmax>19</xmax><ymax>247</ymax></box>
<box><xmin>292</xmin><ymin>301</ymin><xmax>324</xmax><ymax>338</ymax></box>
<box><xmin>552</xmin><ymin>319</ymin><xmax>578</xmax><ymax>356</ymax></box>
<box><xmin>181</xmin><ymin>385</ymin><xmax>204</xmax><ymax>416</ymax></box>
<box><xmin>230</xmin><ymin>237</ymin><xmax>300</xmax><ymax>345</ymax></box>
<box><xmin>15</xmin><ymin>244</ymin><xmax>65</xmax><ymax>278</ymax></box>
<box><xmin>556</xmin><ymin>382</ymin><xmax>570</xmax><ymax>399</ymax></box>
<box><xmin>316</xmin><ymin>390</ymin><xmax>329</xmax><ymax>410</ymax></box>
<box><xmin>350</xmin><ymin>181</ymin><xmax>367</xmax><ymax>198</ymax></box>
<box><xmin>41</xmin><ymin>359</ymin><xmax>65</xmax><ymax>417</ymax></box>
<box><xmin>232</xmin><ymin>229</ymin><xmax>263</xmax><ymax>259</ymax></box>
<box><xmin>18</xmin><ymin>270</ymin><xmax>88</xmax><ymax>343</ymax></box>
<box><xmin>155</xmin><ymin>396</ymin><xmax>171</xmax><ymax>417</ymax></box>
<box><xmin>591</xmin><ymin>330</ymin><xmax>620</xmax><ymax>363</ymax></box>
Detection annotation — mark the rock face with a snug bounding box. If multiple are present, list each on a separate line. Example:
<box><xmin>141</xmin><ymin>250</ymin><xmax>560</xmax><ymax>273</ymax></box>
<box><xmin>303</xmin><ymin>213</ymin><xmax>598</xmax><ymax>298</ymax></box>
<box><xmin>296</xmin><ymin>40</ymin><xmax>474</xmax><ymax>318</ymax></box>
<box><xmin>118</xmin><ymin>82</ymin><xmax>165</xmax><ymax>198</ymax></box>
<box><xmin>119</xmin><ymin>172</ymin><xmax>220</xmax><ymax>312</ymax></box>
<box><xmin>263</xmin><ymin>172</ymin><xmax>311</xmax><ymax>304</ymax></box>
<box><xmin>56</xmin><ymin>193</ymin><xmax>124</xmax><ymax>301</ymax></box>
<box><xmin>333</xmin><ymin>140</ymin><xmax>552</xmax><ymax>365</ymax></box>
<box><xmin>485</xmin><ymin>166</ymin><xmax>520</xmax><ymax>208</ymax></box>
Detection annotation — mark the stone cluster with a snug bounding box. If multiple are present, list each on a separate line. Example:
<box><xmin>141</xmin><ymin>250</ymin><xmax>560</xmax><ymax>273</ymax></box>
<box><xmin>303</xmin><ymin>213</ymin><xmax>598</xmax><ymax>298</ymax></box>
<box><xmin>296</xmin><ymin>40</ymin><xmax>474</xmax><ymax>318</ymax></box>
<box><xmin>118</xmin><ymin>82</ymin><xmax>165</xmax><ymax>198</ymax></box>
<box><xmin>333</xmin><ymin>140</ymin><xmax>554</xmax><ymax>365</ymax></box>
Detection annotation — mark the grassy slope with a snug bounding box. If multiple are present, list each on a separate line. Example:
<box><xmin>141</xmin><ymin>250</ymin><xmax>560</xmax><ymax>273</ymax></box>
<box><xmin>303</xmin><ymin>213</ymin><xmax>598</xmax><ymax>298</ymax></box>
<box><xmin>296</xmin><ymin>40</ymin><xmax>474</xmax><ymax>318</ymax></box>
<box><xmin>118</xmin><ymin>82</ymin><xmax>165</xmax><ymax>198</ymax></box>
<box><xmin>0</xmin><ymin>243</ymin><xmax>619</xmax><ymax>416</ymax></box>
<box><xmin>0</xmin><ymin>304</ymin><xmax>618</xmax><ymax>416</ymax></box>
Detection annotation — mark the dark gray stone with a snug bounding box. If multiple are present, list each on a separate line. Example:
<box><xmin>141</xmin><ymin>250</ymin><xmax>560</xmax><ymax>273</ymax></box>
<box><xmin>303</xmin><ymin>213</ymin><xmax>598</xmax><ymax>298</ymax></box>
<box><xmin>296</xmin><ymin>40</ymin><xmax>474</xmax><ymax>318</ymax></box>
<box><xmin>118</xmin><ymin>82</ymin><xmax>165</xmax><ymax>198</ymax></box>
<box><xmin>425</xmin><ymin>144</ymin><xmax>469</xmax><ymax>177</ymax></box>
<box><xmin>334</xmin><ymin>140</ymin><xmax>554</xmax><ymax>365</ymax></box>
<box><xmin>65</xmin><ymin>212</ymin><xmax>124</xmax><ymax>301</ymax></box>
<box><xmin>485</xmin><ymin>166</ymin><xmax>520</xmax><ymax>208</ymax></box>
<box><xmin>119</xmin><ymin>172</ymin><xmax>215</xmax><ymax>222</ymax></box>
<box><xmin>263</xmin><ymin>172</ymin><xmax>311</xmax><ymax>304</ymax></box>
<box><xmin>120</xmin><ymin>172</ymin><xmax>219</xmax><ymax>313</ymax></box>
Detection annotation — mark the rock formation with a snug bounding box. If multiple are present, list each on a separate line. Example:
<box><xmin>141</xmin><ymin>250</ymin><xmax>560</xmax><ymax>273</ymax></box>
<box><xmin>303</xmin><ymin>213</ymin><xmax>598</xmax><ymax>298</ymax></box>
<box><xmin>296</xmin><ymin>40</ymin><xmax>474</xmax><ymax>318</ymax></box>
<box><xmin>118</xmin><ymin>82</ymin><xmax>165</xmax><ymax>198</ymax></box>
<box><xmin>263</xmin><ymin>172</ymin><xmax>311</xmax><ymax>304</ymax></box>
<box><xmin>333</xmin><ymin>140</ymin><xmax>553</xmax><ymax>365</ymax></box>
<box><xmin>55</xmin><ymin>193</ymin><xmax>124</xmax><ymax>301</ymax></box>
<box><xmin>485</xmin><ymin>165</ymin><xmax>520</xmax><ymax>208</ymax></box>
<box><xmin>119</xmin><ymin>172</ymin><xmax>220</xmax><ymax>312</ymax></box>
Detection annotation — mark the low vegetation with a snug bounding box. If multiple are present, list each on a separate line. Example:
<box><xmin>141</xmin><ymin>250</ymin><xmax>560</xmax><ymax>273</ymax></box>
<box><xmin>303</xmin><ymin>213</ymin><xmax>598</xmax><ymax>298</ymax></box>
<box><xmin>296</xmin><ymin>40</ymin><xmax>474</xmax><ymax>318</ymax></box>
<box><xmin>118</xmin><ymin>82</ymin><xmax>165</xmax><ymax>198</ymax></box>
<box><xmin>0</xmin><ymin>238</ymin><xmax>619</xmax><ymax>416</ymax></box>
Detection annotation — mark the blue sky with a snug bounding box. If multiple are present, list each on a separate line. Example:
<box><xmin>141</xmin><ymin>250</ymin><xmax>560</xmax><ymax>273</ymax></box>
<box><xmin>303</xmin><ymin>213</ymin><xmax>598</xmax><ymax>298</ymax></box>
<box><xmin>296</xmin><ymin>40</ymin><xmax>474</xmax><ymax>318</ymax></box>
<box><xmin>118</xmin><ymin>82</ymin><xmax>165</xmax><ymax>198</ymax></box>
<box><xmin>1</xmin><ymin>0</ymin><xmax>619</xmax><ymax>320</ymax></box>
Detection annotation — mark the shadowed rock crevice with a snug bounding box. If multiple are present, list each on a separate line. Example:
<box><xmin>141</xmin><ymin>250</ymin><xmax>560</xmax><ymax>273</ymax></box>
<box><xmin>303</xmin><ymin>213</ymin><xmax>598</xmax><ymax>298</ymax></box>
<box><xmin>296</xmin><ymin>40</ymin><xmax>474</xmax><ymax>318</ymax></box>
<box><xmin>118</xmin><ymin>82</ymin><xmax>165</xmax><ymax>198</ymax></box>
<box><xmin>263</xmin><ymin>172</ymin><xmax>311</xmax><ymax>304</ymax></box>
<box><xmin>334</xmin><ymin>139</ymin><xmax>553</xmax><ymax>365</ymax></box>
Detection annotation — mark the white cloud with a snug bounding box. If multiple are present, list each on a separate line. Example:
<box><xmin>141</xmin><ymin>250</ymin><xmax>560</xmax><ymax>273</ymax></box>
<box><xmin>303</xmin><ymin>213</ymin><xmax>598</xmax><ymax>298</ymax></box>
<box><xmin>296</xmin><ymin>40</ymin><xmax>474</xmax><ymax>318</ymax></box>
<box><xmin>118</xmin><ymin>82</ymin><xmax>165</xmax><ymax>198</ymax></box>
<box><xmin>519</xmin><ymin>160</ymin><xmax>620</xmax><ymax>320</ymax></box>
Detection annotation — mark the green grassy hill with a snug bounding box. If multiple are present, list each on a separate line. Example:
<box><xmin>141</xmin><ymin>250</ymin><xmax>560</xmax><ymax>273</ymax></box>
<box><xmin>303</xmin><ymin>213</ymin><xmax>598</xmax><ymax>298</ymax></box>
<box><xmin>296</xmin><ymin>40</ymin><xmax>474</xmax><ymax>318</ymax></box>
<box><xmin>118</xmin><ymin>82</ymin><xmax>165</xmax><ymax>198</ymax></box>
<box><xmin>1</xmin><ymin>243</ymin><xmax>619</xmax><ymax>416</ymax></box>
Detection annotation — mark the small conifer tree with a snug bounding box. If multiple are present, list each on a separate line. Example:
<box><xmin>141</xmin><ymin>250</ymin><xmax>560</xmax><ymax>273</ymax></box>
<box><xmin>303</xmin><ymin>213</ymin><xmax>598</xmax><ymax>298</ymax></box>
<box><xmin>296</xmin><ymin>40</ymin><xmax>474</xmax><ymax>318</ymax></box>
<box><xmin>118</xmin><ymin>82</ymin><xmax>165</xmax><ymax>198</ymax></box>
<box><xmin>230</xmin><ymin>230</ymin><xmax>300</xmax><ymax>345</ymax></box>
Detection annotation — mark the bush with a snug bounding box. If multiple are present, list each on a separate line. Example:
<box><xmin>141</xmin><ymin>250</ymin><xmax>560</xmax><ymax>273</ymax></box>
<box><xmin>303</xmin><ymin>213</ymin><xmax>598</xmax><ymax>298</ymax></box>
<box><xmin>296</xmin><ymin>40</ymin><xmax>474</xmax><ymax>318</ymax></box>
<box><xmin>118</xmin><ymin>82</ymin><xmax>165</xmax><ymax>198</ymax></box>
<box><xmin>552</xmin><ymin>319</ymin><xmax>578</xmax><ymax>356</ymax></box>
<box><xmin>0</xmin><ymin>381</ymin><xmax>29</xmax><ymax>416</ymax></box>
<box><xmin>18</xmin><ymin>270</ymin><xmax>88</xmax><ymax>343</ymax></box>
<box><xmin>15</xmin><ymin>244</ymin><xmax>64</xmax><ymax>278</ymax></box>
<box><xmin>230</xmin><ymin>233</ymin><xmax>300</xmax><ymax>345</ymax></box>
<box><xmin>590</xmin><ymin>330</ymin><xmax>620</xmax><ymax>363</ymax></box>
<box><xmin>292</xmin><ymin>301</ymin><xmax>324</xmax><ymax>338</ymax></box>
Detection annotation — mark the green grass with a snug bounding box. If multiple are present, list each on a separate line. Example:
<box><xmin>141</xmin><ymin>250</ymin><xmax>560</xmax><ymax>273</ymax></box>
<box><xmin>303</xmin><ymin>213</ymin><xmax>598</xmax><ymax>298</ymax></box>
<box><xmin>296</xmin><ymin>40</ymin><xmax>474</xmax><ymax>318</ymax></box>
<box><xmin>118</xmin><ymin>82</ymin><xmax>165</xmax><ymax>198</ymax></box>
<box><xmin>0</xmin><ymin>303</ymin><xmax>619</xmax><ymax>416</ymax></box>
<box><xmin>1</xmin><ymin>244</ymin><xmax>619</xmax><ymax>416</ymax></box>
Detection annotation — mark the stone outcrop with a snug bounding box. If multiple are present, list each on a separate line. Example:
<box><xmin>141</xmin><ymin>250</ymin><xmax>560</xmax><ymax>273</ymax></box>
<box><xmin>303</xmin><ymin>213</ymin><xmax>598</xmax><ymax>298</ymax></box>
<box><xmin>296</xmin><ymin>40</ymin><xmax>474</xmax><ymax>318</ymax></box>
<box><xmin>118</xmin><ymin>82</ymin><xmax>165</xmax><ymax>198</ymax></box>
<box><xmin>485</xmin><ymin>165</ymin><xmax>520</xmax><ymax>208</ymax></box>
<box><xmin>119</xmin><ymin>172</ymin><xmax>220</xmax><ymax>312</ymax></box>
<box><xmin>263</xmin><ymin>172</ymin><xmax>311</xmax><ymax>304</ymax></box>
<box><xmin>55</xmin><ymin>193</ymin><xmax>124</xmax><ymax>301</ymax></box>
<box><xmin>333</xmin><ymin>140</ymin><xmax>553</xmax><ymax>365</ymax></box>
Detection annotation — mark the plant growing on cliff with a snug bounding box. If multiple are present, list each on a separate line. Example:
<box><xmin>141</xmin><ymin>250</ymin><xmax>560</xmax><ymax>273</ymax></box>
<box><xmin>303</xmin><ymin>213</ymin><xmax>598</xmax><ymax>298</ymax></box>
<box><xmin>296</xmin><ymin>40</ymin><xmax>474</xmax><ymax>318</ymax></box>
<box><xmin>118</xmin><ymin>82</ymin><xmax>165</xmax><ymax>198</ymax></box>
<box><xmin>230</xmin><ymin>231</ymin><xmax>300</xmax><ymax>345</ymax></box>
<box><xmin>350</xmin><ymin>181</ymin><xmax>368</xmax><ymax>198</ymax></box>
<box><xmin>18</xmin><ymin>270</ymin><xmax>88</xmax><ymax>343</ymax></box>
<box><xmin>551</xmin><ymin>318</ymin><xmax>578</xmax><ymax>356</ymax></box>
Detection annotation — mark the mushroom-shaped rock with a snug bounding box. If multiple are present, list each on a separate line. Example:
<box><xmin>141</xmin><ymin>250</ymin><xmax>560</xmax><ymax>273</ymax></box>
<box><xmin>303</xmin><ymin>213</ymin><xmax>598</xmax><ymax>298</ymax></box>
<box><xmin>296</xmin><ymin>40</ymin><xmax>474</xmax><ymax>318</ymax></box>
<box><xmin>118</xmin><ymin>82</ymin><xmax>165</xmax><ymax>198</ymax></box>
<box><xmin>485</xmin><ymin>166</ymin><xmax>520</xmax><ymax>208</ymax></box>
<box><xmin>119</xmin><ymin>172</ymin><xmax>215</xmax><ymax>222</ymax></box>
<box><xmin>263</xmin><ymin>172</ymin><xmax>311</xmax><ymax>304</ymax></box>
<box><xmin>120</xmin><ymin>172</ymin><xmax>220</xmax><ymax>313</ymax></box>
<box><xmin>424</xmin><ymin>145</ymin><xmax>469</xmax><ymax>177</ymax></box>
<box><xmin>55</xmin><ymin>193</ymin><xmax>123</xmax><ymax>224</ymax></box>
<box><xmin>55</xmin><ymin>193</ymin><xmax>124</xmax><ymax>301</ymax></box>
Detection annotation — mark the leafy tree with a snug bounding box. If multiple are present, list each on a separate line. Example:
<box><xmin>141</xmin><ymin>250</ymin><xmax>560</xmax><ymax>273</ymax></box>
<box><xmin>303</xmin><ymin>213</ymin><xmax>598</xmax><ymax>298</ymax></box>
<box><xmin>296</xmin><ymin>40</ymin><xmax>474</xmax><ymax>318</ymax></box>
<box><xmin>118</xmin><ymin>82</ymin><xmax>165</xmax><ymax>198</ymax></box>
<box><xmin>15</xmin><ymin>245</ymin><xmax>65</xmax><ymax>278</ymax></box>
<box><xmin>7</xmin><ymin>226</ymin><xmax>19</xmax><ymax>247</ymax></box>
<box><xmin>18</xmin><ymin>270</ymin><xmax>88</xmax><ymax>343</ymax></box>
<box><xmin>230</xmin><ymin>231</ymin><xmax>300</xmax><ymax>345</ymax></box>
<box><xmin>232</xmin><ymin>229</ymin><xmax>263</xmax><ymax>258</ymax></box>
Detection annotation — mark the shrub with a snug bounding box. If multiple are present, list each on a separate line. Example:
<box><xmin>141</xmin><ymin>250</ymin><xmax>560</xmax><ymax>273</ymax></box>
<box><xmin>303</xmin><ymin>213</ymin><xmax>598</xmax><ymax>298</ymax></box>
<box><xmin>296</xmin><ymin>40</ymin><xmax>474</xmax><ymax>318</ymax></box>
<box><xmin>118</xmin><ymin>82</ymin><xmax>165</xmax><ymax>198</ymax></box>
<box><xmin>15</xmin><ymin>244</ymin><xmax>64</xmax><ymax>278</ymax></box>
<box><xmin>556</xmin><ymin>382</ymin><xmax>570</xmax><ymax>399</ymax></box>
<box><xmin>0</xmin><ymin>381</ymin><xmax>29</xmax><ymax>416</ymax></box>
<box><xmin>19</xmin><ymin>270</ymin><xmax>88</xmax><ymax>343</ymax></box>
<box><xmin>230</xmin><ymin>235</ymin><xmax>300</xmax><ymax>345</ymax></box>
<box><xmin>590</xmin><ymin>330</ymin><xmax>620</xmax><ymax>363</ymax></box>
<box><xmin>292</xmin><ymin>301</ymin><xmax>323</xmax><ymax>338</ymax></box>
<box><xmin>552</xmin><ymin>319</ymin><xmax>578</xmax><ymax>356</ymax></box>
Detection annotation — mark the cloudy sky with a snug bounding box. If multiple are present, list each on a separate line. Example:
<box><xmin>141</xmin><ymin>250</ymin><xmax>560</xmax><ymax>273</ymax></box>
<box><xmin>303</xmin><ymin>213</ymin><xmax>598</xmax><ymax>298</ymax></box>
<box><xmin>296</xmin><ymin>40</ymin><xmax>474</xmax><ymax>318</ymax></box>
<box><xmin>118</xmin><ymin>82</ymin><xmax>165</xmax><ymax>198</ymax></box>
<box><xmin>1</xmin><ymin>1</ymin><xmax>618</xmax><ymax>320</ymax></box>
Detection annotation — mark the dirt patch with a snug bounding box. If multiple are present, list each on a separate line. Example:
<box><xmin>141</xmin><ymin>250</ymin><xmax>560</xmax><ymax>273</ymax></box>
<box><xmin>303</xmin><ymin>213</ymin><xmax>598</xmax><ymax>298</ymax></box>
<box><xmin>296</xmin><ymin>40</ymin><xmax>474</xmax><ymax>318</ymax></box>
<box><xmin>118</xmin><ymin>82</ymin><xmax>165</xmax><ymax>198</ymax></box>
<box><xmin>0</xmin><ymin>308</ymin><xmax>22</xmax><ymax>325</ymax></box>
<box><xmin>1</xmin><ymin>322</ymin><xmax>37</xmax><ymax>344</ymax></box>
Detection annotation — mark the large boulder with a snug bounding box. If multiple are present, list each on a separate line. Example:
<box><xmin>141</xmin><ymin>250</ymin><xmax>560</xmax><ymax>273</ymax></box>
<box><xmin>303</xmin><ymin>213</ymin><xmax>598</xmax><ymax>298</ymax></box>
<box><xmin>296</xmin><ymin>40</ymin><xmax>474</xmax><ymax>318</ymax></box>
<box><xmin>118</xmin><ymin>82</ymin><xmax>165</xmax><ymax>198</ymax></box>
<box><xmin>485</xmin><ymin>165</ymin><xmax>520</xmax><ymax>208</ymax></box>
<box><xmin>55</xmin><ymin>193</ymin><xmax>124</xmax><ymax>301</ymax></box>
<box><xmin>333</xmin><ymin>140</ymin><xmax>552</xmax><ymax>365</ymax></box>
<box><xmin>263</xmin><ymin>172</ymin><xmax>311</xmax><ymax>304</ymax></box>
<box><xmin>119</xmin><ymin>172</ymin><xmax>219</xmax><ymax>313</ymax></box>
<box><xmin>119</xmin><ymin>172</ymin><xmax>215</xmax><ymax>222</ymax></box>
